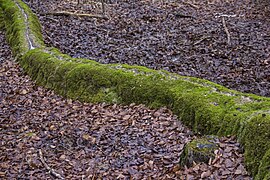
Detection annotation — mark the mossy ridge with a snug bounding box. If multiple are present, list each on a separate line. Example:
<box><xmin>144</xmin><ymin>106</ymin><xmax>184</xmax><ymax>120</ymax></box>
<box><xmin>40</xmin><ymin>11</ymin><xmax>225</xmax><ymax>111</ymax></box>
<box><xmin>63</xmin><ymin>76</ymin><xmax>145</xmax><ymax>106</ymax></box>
<box><xmin>0</xmin><ymin>7</ymin><xmax>4</xmax><ymax>30</ymax></box>
<box><xmin>0</xmin><ymin>0</ymin><xmax>44</xmax><ymax>58</ymax></box>
<box><xmin>1</xmin><ymin>0</ymin><xmax>28</xmax><ymax>57</ymax></box>
<box><xmin>15</xmin><ymin>0</ymin><xmax>44</xmax><ymax>47</ymax></box>
<box><xmin>1</xmin><ymin>0</ymin><xmax>270</xmax><ymax>178</ymax></box>
<box><xmin>242</xmin><ymin>113</ymin><xmax>270</xmax><ymax>177</ymax></box>
<box><xmin>256</xmin><ymin>147</ymin><xmax>270</xmax><ymax>180</ymax></box>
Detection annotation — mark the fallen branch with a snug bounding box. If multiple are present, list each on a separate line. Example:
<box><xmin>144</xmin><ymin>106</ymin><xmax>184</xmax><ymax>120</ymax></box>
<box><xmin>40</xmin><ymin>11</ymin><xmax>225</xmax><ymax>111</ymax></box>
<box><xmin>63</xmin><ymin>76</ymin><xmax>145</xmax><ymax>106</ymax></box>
<box><xmin>39</xmin><ymin>149</ymin><xmax>65</xmax><ymax>180</ymax></box>
<box><xmin>44</xmin><ymin>11</ymin><xmax>108</xmax><ymax>20</ymax></box>
<box><xmin>222</xmin><ymin>17</ymin><xmax>231</xmax><ymax>46</ymax></box>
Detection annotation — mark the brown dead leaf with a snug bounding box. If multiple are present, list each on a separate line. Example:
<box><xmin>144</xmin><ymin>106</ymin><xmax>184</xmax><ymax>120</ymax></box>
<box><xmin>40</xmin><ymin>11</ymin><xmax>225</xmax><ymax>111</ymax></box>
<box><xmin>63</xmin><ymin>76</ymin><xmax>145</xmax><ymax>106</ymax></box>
<box><xmin>123</xmin><ymin>115</ymin><xmax>131</xmax><ymax>120</ymax></box>
<box><xmin>60</xmin><ymin>154</ymin><xmax>66</xmax><ymax>160</ymax></box>
<box><xmin>224</xmin><ymin>159</ymin><xmax>233</xmax><ymax>168</ymax></box>
<box><xmin>201</xmin><ymin>170</ymin><xmax>211</xmax><ymax>178</ymax></box>
<box><xmin>20</xmin><ymin>89</ymin><xmax>28</xmax><ymax>95</ymax></box>
<box><xmin>0</xmin><ymin>172</ymin><xmax>6</xmax><ymax>177</ymax></box>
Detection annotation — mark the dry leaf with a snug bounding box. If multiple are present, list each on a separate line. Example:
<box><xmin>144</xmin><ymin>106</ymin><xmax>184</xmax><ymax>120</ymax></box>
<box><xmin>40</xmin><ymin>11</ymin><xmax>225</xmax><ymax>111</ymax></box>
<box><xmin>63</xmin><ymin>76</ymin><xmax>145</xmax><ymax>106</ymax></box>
<box><xmin>201</xmin><ymin>170</ymin><xmax>211</xmax><ymax>178</ymax></box>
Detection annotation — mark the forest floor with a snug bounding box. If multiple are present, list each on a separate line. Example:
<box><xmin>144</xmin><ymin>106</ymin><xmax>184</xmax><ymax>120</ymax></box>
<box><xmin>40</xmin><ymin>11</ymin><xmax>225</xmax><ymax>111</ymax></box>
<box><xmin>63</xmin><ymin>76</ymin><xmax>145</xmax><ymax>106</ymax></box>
<box><xmin>24</xmin><ymin>0</ymin><xmax>270</xmax><ymax>97</ymax></box>
<box><xmin>0</xmin><ymin>28</ymin><xmax>251</xmax><ymax>179</ymax></box>
<box><xmin>1</xmin><ymin>0</ymin><xmax>268</xmax><ymax>179</ymax></box>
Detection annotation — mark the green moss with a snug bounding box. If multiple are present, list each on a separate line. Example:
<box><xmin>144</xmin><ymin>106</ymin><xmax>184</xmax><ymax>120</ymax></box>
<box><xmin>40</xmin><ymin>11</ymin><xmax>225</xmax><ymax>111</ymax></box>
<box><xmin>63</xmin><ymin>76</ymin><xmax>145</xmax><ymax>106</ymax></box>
<box><xmin>65</xmin><ymin>64</ymin><xmax>113</xmax><ymax>101</ymax></box>
<box><xmin>0</xmin><ymin>0</ymin><xmax>44</xmax><ymax>58</ymax></box>
<box><xmin>256</xmin><ymin>149</ymin><xmax>270</xmax><ymax>180</ymax></box>
<box><xmin>241</xmin><ymin>113</ymin><xmax>270</xmax><ymax>176</ymax></box>
<box><xmin>1</xmin><ymin>1</ymin><xmax>33</xmax><ymax>57</ymax></box>
<box><xmin>16</xmin><ymin>0</ymin><xmax>44</xmax><ymax>47</ymax></box>
<box><xmin>0</xmin><ymin>8</ymin><xmax>4</xmax><ymax>30</ymax></box>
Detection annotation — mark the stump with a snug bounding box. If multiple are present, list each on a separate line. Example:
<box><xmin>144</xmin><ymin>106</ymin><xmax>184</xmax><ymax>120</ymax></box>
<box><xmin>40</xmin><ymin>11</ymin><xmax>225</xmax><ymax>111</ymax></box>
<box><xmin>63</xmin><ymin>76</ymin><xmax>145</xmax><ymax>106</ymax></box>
<box><xmin>180</xmin><ymin>136</ymin><xmax>219</xmax><ymax>167</ymax></box>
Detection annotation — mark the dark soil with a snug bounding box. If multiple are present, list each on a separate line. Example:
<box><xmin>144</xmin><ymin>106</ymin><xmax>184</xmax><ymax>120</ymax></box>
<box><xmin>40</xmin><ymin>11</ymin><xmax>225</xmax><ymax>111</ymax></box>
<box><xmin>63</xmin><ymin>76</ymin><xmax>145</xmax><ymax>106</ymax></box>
<box><xmin>23</xmin><ymin>0</ymin><xmax>270</xmax><ymax>97</ymax></box>
<box><xmin>0</xmin><ymin>29</ymin><xmax>252</xmax><ymax>178</ymax></box>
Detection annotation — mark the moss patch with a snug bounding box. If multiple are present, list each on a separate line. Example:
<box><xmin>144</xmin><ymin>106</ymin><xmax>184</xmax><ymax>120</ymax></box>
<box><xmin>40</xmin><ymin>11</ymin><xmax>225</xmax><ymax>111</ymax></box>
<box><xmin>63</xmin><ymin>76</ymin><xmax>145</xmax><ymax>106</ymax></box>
<box><xmin>256</xmin><ymin>149</ymin><xmax>270</xmax><ymax>180</ymax></box>
<box><xmin>0</xmin><ymin>8</ymin><xmax>4</xmax><ymax>30</ymax></box>
<box><xmin>242</xmin><ymin>113</ymin><xmax>270</xmax><ymax>176</ymax></box>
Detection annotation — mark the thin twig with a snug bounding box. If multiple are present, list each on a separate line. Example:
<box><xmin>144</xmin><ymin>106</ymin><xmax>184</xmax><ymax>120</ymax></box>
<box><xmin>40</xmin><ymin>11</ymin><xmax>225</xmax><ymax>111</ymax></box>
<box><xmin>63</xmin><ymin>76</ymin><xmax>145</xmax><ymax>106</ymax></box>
<box><xmin>101</xmin><ymin>0</ymin><xmax>105</xmax><ymax>16</ymax></box>
<box><xmin>44</xmin><ymin>11</ymin><xmax>108</xmax><ymax>20</ymax></box>
<box><xmin>43</xmin><ymin>16</ymin><xmax>59</xmax><ymax>23</ymax></box>
<box><xmin>183</xmin><ymin>1</ymin><xmax>199</xmax><ymax>9</ymax></box>
<box><xmin>193</xmin><ymin>36</ymin><xmax>211</xmax><ymax>46</ymax></box>
<box><xmin>215</xmin><ymin>14</ymin><xmax>237</xmax><ymax>18</ymax></box>
<box><xmin>222</xmin><ymin>17</ymin><xmax>231</xmax><ymax>46</ymax></box>
<box><xmin>39</xmin><ymin>149</ymin><xmax>65</xmax><ymax>179</ymax></box>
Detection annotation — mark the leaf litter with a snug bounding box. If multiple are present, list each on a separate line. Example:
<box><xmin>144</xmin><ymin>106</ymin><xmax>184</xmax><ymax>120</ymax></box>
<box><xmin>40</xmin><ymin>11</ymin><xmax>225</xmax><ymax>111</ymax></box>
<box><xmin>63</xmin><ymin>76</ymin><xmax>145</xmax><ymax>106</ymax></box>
<box><xmin>0</xmin><ymin>29</ymin><xmax>253</xmax><ymax>179</ymax></box>
<box><xmin>0</xmin><ymin>1</ymin><xmax>257</xmax><ymax>179</ymax></box>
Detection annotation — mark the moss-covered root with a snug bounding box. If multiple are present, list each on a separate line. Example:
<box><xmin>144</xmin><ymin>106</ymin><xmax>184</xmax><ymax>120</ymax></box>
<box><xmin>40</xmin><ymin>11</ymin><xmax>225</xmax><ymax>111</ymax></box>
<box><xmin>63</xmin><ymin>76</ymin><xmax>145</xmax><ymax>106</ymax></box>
<box><xmin>0</xmin><ymin>8</ymin><xmax>4</xmax><ymax>30</ymax></box>
<box><xmin>242</xmin><ymin>113</ymin><xmax>270</xmax><ymax>178</ymax></box>
<box><xmin>21</xmin><ymin>48</ymin><xmax>175</xmax><ymax>106</ymax></box>
<box><xmin>256</xmin><ymin>149</ymin><xmax>270</xmax><ymax>180</ymax></box>
<box><xmin>0</xmin><ymin>0</ymin><xmax>44</xmax><ymax>58</ymax></box>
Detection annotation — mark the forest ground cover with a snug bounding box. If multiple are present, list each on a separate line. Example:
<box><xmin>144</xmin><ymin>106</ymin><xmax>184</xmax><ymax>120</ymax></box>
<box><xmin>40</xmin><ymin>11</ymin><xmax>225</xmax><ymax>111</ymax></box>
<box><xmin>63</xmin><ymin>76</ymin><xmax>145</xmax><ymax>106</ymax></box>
<box><xmin>24</xmin><ymin>0</ymin><xmax>270</xmax><ymax>97</ymax></box>
<box><xmin>0</xmin><ymin>18</ymin><xmax>252</xmax><ymax>179</ymax></box>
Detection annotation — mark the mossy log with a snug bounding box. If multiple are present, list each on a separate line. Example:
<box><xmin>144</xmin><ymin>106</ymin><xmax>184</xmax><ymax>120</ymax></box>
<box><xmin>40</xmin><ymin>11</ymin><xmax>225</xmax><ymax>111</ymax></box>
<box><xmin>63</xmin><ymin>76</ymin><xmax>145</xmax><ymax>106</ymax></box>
<box><xmin>0</xmin><ymin>0</ymin><xmax>270</xmax><ymax>179</ymax></box>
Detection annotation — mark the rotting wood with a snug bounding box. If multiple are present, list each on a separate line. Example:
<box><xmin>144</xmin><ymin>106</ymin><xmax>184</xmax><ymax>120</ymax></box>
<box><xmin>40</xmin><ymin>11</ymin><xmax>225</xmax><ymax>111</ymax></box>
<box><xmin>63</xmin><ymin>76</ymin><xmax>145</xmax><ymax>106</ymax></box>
<box><xmin>39</xmin><ymin>149</ymin><xmax>65</xmax><ymax>180</ymax></box>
